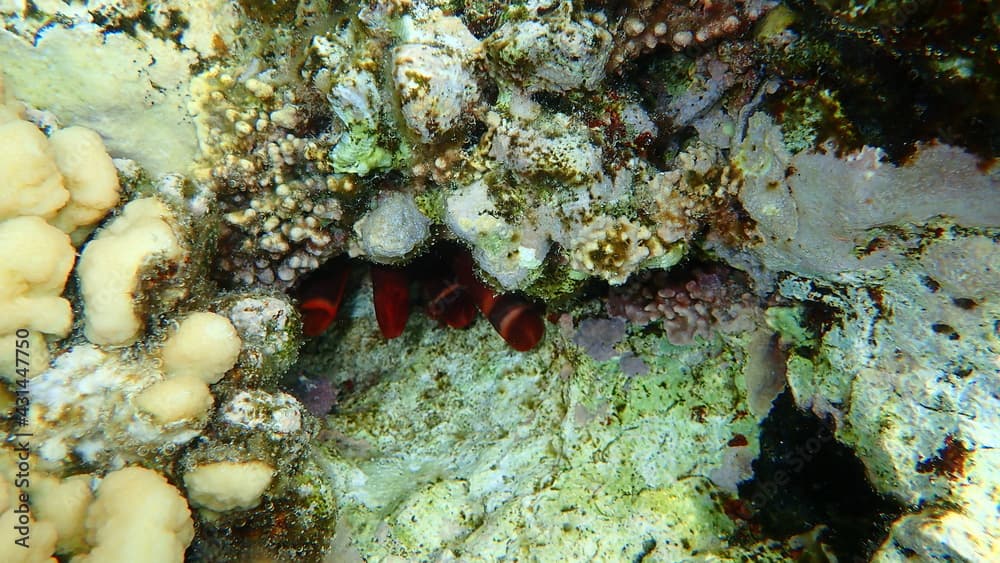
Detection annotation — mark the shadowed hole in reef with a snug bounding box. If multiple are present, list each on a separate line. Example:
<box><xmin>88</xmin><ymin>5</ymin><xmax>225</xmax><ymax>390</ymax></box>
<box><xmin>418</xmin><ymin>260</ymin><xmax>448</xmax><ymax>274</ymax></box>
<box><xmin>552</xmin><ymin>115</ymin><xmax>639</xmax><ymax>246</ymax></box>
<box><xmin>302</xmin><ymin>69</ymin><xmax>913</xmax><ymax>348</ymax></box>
<box><xmin>738</xmin><ymin>392</ymin><xmax>905</xmax><ymax>561</ymax></box>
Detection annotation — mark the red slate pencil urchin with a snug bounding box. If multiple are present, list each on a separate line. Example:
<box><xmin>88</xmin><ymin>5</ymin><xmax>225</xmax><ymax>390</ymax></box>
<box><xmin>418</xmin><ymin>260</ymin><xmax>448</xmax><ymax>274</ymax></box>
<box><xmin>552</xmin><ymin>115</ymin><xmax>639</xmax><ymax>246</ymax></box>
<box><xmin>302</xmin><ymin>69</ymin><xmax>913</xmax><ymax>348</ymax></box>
<box><xmin>292</xmin><ymin>245</ymin><xmax>546</xmax><ymax>351</ymax></box>
<box><xmin>370</xmin><ymin>264</ymin><xmax>411</xmax><ymax>339</ymax></box>
<box><xmin>294</xmin><ymin>256</ymin><xmax>351</xmax><ymax>337</ymax></box>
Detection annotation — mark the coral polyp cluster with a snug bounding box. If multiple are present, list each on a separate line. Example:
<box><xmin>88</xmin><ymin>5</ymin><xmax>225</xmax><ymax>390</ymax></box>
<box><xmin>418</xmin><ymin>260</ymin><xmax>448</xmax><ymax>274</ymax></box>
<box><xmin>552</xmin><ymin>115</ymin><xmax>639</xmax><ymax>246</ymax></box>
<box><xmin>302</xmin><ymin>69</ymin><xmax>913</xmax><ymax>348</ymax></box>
<box><xmin>191</xmin><ymin>68</ymin><xmax>346</xmax><ymax>287</ymax></box>
<box><xmin>607</xmin><ymin>263</ymin><xmax>756</xmax><ymax>345</ymax></box>
<box><xmin>603</xmin><ymin>0</ymin><xmax>777</xmax><ymax>73</ymax></box>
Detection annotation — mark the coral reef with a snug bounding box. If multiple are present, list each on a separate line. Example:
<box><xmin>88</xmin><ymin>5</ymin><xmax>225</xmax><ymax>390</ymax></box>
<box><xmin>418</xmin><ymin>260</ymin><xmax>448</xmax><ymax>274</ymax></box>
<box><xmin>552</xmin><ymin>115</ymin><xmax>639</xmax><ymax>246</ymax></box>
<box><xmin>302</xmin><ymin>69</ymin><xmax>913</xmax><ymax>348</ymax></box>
<box><xmin>187</xmin><ymin>0</ymin><xmax>731</xmax><ymax>291</ymax></box>
<box><xmin>190</xmin><ymin>65</ymin><xmax>346</xmax><ymax>288</ymax></box>
<box><xmin>0</xmin><ymin>0</ymin><xmax>998</xmax><ymax>560</ymax></box>
<box><xmin>769</xmin><ymin>224</ymin><xmax>1000</xmax><ymax>562</ymax></box>
<box><xmin>0</xmin><ymin>68</ymin><xmax>332</xmax><ymax>561</ymax></box>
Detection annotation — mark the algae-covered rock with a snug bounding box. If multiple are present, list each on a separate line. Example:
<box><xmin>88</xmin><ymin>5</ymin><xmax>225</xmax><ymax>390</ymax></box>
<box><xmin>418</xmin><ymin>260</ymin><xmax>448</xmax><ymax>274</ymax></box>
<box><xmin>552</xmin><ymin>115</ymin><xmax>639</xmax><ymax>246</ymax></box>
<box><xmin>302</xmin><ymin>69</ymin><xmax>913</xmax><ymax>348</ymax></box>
<box><xmin>302</xmin><ymin>297</ymin><xmax>763</xmax><ymax>560</ymax></box>
<box><xmin>778</xmin><ymin>226</ymin><xmax>1000</xmax><ymax>557</ymax></box>
<box><xmin>219</xmin><ymin>294</ymin><xmax>301</xmax><ymax>388</ymax></box>
<box><xmin>353</xmin><ymin>191</ymin><xmax>432</xmax><ymax>263</ymax></box>
<box><xmin>484</xmin><ymin>0</ymin><xmax>612</xmax><ymax>93</ymax></box>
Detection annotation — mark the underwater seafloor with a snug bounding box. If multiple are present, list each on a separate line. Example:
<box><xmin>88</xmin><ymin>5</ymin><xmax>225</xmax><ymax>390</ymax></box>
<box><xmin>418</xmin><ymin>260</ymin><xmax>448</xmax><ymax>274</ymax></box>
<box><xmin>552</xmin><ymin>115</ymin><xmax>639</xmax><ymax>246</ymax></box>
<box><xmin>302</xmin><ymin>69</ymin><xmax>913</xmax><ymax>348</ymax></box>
<box><xmin>0</xmin><ymin>0</ymin><xmax>998</xmax><ymax>561</ymax></box>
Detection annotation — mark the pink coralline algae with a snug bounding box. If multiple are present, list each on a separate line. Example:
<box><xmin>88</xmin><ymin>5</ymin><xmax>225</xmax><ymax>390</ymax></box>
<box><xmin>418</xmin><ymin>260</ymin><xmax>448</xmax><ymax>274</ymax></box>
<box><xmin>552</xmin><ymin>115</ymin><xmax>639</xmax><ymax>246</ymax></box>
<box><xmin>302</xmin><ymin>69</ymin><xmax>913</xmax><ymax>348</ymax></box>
<box><xmin>290</xmin><ymin>375</ymin><xmax>338</xmax><ymax>417</ymax></box>
<box><xmin>572</xmin><ymin>317</ymin><xmax>628</xmax><ymax>361</ymax></box>
<box><xmin>606</xmin><ymin>264</ymin><xmax>756</xmax><ymax>345</ymax></box>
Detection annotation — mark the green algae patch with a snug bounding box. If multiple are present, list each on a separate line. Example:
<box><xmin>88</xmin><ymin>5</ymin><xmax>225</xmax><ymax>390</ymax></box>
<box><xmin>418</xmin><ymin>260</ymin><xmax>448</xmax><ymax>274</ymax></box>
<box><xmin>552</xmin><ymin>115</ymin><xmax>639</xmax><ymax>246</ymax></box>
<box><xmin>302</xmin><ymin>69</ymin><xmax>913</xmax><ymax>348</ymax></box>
<box><xmin>303</xmin><ymin>300</ymin><xmax>764</xmax><ymax>560</ymax></box>
<box><xmin>329</xmin><ymin>125</ymin><xmax>395</xmax><ymax>175</ymax></box>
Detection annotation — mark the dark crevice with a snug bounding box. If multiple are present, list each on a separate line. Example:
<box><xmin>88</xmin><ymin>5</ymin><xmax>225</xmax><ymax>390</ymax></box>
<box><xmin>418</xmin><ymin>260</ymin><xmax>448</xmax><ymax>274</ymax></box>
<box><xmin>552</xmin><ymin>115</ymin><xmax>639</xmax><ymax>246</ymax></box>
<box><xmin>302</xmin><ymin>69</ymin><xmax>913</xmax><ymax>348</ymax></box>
<box><xmin>738</xmin><ymin>392</ymin><xmax>905</xmax><ymax>561</ymax></box>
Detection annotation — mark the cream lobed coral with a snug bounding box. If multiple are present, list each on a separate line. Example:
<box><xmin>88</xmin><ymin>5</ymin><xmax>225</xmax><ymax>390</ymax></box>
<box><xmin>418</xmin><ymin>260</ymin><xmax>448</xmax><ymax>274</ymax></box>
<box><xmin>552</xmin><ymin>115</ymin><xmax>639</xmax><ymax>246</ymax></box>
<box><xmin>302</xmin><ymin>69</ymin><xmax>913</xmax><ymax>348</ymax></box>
<box><xmin>0</xmin><ymin>79</ymin><xmax>120</xmax><ymax>379</ymax></box>
<box><xmin>0</xmin><ymin>119</ymin><xmax>68</xmax><ymax>220</ymax></box>
<box><xmin>134</xmin><ymin>375</ymin><xmax>214</xmax><ymax>425</ymax></box>
<box><xmin>184</xmin><ymin>461</ymin><xmax>275</xmax><ymax>512</ymax></box>
<box><xmin>47</xmin><ymin>126</ymin><xmax>121</xmax><ymax>240</ymax></box>
<box><xmin>74</xmin><ymin>467</ymin><xmax>194</xmax><ymax>563</ymax></box>
<box><xmin>0</xmin><ymin>461</ymin><xmax>58</xmax><ymax>563</ymax></box>
<box><xmin>0</xmin><ymin>217</ymin><xmax>75</xmax><ymax>341</ymax></box>
<box><xmin>160</xmin><ymin>312</ymin><xmax>242</xmax><ymax>384</ymax></box>
<box><xmin>76</xmin><ymin>197</ymin><xmax>185</xmax><ymax>346</ymax></box>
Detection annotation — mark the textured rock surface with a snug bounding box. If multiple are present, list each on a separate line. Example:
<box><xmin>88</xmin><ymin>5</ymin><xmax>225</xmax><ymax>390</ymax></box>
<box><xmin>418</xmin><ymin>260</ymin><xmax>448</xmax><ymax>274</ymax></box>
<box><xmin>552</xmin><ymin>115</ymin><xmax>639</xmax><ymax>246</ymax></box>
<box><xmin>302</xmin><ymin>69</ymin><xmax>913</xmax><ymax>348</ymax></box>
<box><xmin>300</xmin><ymin>294</ymin><xmax>763</xmax><ymax>560</ymax></box>
<box><xmin>779</xmin><ymin>226</ymin><xmax>1000</xmax><ymax>556</ymax></box>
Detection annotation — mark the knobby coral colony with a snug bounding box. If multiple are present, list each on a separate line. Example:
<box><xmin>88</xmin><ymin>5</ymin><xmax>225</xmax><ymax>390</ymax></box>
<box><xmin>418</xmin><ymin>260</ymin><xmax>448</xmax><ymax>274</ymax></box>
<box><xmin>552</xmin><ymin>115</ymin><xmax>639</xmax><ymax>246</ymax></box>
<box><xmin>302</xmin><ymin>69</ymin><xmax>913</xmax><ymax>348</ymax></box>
<box><xmin>295</xmin><ymin>246</ymin><xmax>546</xmax><ymax>351</ymax></box>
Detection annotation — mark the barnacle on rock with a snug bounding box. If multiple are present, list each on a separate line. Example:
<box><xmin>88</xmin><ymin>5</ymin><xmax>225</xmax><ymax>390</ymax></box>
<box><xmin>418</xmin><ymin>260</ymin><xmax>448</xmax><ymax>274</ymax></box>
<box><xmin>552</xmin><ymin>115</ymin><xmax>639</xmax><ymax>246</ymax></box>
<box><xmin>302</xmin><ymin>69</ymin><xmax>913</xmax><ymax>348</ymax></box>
<box><xmin>484</xmin><ymin>0</ymin><xmax>612</xmax><ymax>93</ymax></box>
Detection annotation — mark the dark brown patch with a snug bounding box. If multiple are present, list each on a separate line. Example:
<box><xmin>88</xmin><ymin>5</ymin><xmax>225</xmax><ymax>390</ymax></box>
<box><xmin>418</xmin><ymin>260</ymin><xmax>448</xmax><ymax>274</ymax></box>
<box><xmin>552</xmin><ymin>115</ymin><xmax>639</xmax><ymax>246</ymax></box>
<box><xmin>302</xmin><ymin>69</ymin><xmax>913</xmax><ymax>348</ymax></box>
<box><xmin>976</xmin><ymin>156</ymin><xmax>997</xmax><ymax>174</ymax></box>
<box><xmin>802</xmin><ymin>299</ymin><xmax>838</xmax><ymax>335</ymax></box>
<box><xmin>728</xmin><ymin>434</ymin><xmax>749</xmax><ymax>447</ymax></box>
<box><xmin>931</xmin><ymin>323</ymin><xmax>959</xmax><ymax>340</ymax></box>
<box><xmin>922</xmin><ymin>276</ymin><xmax>941</xmax><ymax>292</ymax></box>
<box><xmin>952</xmin><ymin>297</ymin><xmax>977</xmax><ymax>310</ymax></box>
<box><xmin>916</xmin><ymin>435</ymin><xmax>970</xmax><ymax>479</ymax></box>
<box><xmin>722</xmin><ymin>497</ymin><xmax>754</xmax><ymax>521</ymax></box>
<box><xmin>859</xmin><ymin>237</ymin><xmax>889</xmax><ymax>256</ymax></box>
<box><xmin>691</xmin><ymin>405</ymin><xmax>708</xmax><ymax>423</ymax></box>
